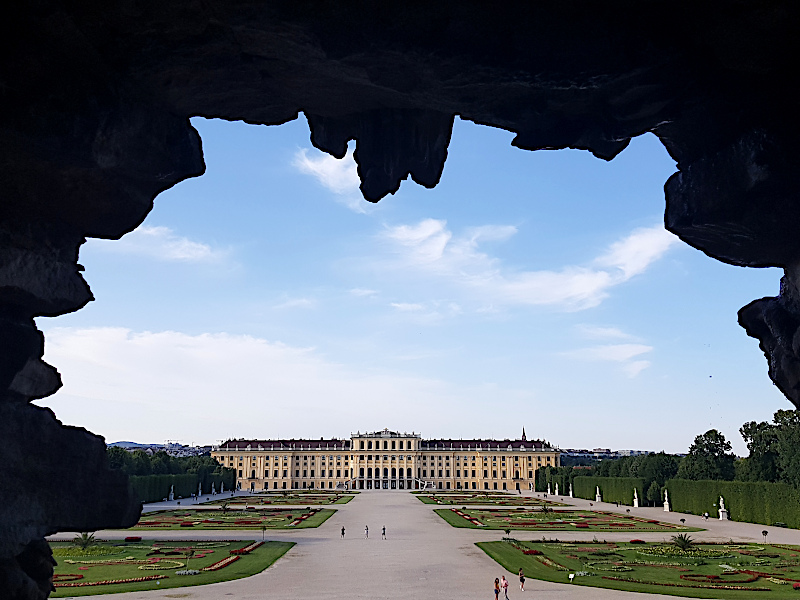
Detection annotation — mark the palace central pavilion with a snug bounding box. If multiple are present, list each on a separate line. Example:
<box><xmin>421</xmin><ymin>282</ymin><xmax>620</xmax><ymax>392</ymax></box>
<box><xmin>212</xmin><ymin>429</ymin><xmax>560</xmax><ymax>492</ymax></box>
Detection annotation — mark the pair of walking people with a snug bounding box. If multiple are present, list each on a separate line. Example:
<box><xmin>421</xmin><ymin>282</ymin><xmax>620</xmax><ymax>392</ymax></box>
<box><xmin>494</xmin><ymin>571</ymin><xmax>524</xmax><ymax>599</ymax></box>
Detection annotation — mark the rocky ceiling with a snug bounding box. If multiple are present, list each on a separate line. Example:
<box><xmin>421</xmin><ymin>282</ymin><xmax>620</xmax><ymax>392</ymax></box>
<box><xmin>2</xmin><ymin>1</ymin><xmax>800</xmax><ymax>597</ymax></box>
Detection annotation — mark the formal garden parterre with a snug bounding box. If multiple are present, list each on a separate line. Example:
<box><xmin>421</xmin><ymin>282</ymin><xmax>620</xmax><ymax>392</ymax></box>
<box><xmin>479</xmin><ymin>538</ymin><xmax>800</xmax><ymax>598</ymax></box>
<box><xmin>414</xmin><ymin>491</ymin><xmax>567</xmax><ymax>506</ymax></box>
<box><xmin>49</xmin><ymin>537</ymin><xmax>293</xmax><ymax>596</ymax></box>
<box><xmin>132</xmin><ymin>507</ymin><xmax>334</xmax><ymax>529</ymax></box>
<box><xmin>198</xmin><ymin>492</ymin><xmax>355</xmax><ymax>506</ymax></box>
<box><xmin>436</xmin><ymin>507</ymin><xmax>701</xmax><ymax>532</ymax></box>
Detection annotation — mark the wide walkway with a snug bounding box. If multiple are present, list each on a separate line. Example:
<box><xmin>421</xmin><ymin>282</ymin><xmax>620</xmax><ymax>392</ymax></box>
<box><xmin>62</xmin><ymin>490</ymin><xmax>800</xmax><ymax>600</ymax></box>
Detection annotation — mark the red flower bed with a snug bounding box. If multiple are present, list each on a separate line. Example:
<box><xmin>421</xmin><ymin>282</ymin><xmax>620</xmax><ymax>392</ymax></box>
<box><xmin>53</xmin><ymin>574</ymin><xmax>83</xmax><ymax>582</ymax></box>
<box><xmin>179</xmin><ymin>522</ymin><xmax>194</xmax><ymax>527</ymax></box>
<box><xmin>124</xmin><ymin>536</ymin><xmax>141</xmax><ymax>542</ymax></box>
<box><xmin>203</xmin><ymin>555</ymin><xmax>240</xmax><ymax>571</ymax></box>
<box><xmin>522</xmin><ymin>550</ymin><xmax>543</xmax><ymax>555</ymax></box>
<box><xmin>630</xmin><ymin>539</ymin><xmax>645</xmax><ymax>544</ymax></box>
<box><xmin>55</xmin><ymin>575</ymin><xmax>168</xmax><ymax>588</ymax></box>
<box><xmin>574</xmin><ymin>524</ymin><xmax>589</xmax><ymax>528</ymax></box>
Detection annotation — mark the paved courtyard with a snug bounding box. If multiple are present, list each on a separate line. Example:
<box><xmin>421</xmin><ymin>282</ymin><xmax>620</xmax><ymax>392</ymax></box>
<box><xmin>67</xmin><ymin>490</ymin><xmax>800</xmax><ymax>600</ymax></box>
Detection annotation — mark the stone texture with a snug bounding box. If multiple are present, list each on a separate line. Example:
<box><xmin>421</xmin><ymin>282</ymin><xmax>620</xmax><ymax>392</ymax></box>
<box><xmin>2</xmin><ymin>2</ymin><xmax>800</xmax><ymax>597</ymax></box>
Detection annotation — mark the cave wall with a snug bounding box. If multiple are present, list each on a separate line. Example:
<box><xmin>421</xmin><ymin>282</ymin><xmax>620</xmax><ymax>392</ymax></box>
<box><xmin>2</xmin><ymin>1</ymin><xmax>800</xmax><ymax>597</ymax></box>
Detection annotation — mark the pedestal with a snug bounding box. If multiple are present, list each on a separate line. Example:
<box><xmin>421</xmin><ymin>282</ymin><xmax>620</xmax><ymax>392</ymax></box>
<box><xmin>719</xmin><ymin>509</ymin><xmax>729</xmax><ymax>520</ymax></box>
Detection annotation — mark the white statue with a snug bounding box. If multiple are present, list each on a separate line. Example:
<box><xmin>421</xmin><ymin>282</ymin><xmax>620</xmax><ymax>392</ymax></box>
<box><xmin>663</xmin><ymin>488</ymin><xmax>671</xmax><ymax>512</ymax></box>
<box><xmin>168</xmin><ymin>485</ymin><xmax>174</xmax><ymax>501</ymax></box>
<box><xmin>569</xmin><ymin>483</ymin><xmax>573</xmax><ymax>498</ymax></box>
<box><xmin>719</xmin><ymin>496</ymin><xmax>725</xmax><ymax>511</ymax></box>
<box><xmin>595</xmin><ymin>486</ymin><xmax>602</xmax><ymax>502</ymax></box>
<box><xmin>633</xmin><ymin>488</ymin><xmax>639</xmax><ymax>508</ymax></box>
<box><xmin>555</xmin><ymin>483</ymin><xmax>559</xmax><ymax>496</ymax></box>
<box><xmin>547</xmin><ymin>484</ymin><xmax>551</xmax><ymax>495</ymax></box>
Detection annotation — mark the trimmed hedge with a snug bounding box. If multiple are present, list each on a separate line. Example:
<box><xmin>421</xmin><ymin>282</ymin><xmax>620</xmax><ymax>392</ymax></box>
<box><xmin>129</xmin><ymin>472</ymin><xmax>234</xmax><ymax>503</ymax></box>
<box><xmin>573</xmin><ymin>476</ymin><xmax>645</xmax><ymax>505</ymax></box>
<box><xmin>665</xmin><ymin>478</ymin><xmax>800</xmax><ymax>528</ymax></box>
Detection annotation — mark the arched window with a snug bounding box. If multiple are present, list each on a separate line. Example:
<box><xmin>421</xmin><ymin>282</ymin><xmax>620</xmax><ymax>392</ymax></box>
<box><xmin>367</xmin><ymin>467</ymin><xmax>373</xmax><ymax>478</ymax></box>
<box><xmin>383</xmin><ymin>467</ymin><xmax>389</xmax><ymax>477</ymax></box>
<box><xmin>368</xmin><ymin>441</ymin><xmax>372</xmax><ymax>449</ymax></box>
<box><xmin>391</xmin><ymin>468</ymin><xmax>396</xmax><ymax>478</ymax></box>
<box><xmin>251</xmin><ymin>470</ymin><xmax>256</xmax><ymax>479</ymax></box>
<box><xmin>407</xmin><ymin>467</ymin><xmax>412</xmax><ymax>477</ymax></box>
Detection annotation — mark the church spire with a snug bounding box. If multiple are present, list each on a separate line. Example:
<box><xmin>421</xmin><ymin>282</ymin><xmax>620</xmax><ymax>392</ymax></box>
<box><xmin>521</xmin><ymin>427</ymin><xmax>527</xmax><ymax>442</ymax></box>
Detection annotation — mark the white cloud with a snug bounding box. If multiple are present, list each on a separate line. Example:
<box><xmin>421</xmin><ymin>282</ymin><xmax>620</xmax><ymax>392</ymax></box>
<box><xmin>575</xmin><ymin>325</ymin><xmax>637</xmax><ymax>341</ymax></box>
<box><xmin>350</xmin><ymin>288</ymin><xmax>378</xmax><ymax>297</ymax></box>
<box><xmin>377</xmin><ymin>220</ymin><xmax>677</xmax><ymax>310</ymax></box>
<box><xmin>292</xmin><ymin>148</ymin><xmax>370</xmax><ymax>213</ymax></box>
<box><xmin>390</xmin><ymin>302</ymin><xmax>425</xmax><ymax>312</ymax></box>
<box><xmin>594</xmin><ymin>225</ymin><xmax>678</xmax><ymax>279</ymax></box>
<box><xmin>561</xmin><ymin>343</ymin><xmax>653</xmax><ymax>378</ymax></box>
<box><xmin>273</xmin><ymin>298</ymin><xmax>316</xmax><ymax>309</ymax></box>
<box><xmin>36</xmin><ymin>327</ymin><xmax>527</xmax><ymax>443</ymax></box>
<box><xmin>88</xmin><ymin>226</ymin><xmax>229</xmax><ymax>263</ymax></box>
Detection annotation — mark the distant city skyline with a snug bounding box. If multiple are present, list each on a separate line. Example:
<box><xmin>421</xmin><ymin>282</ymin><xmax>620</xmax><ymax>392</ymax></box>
<box><xmin>35</xmin><ymin>116</ymin><xmax>788</xmax><ymax>455</ymax></box>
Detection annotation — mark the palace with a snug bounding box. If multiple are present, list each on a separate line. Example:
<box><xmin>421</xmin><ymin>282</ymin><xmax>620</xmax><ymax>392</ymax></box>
<box><xmin>212</xmin><ymin>429</ymin><xmax>560</xmax><ymax>492</ymax></box>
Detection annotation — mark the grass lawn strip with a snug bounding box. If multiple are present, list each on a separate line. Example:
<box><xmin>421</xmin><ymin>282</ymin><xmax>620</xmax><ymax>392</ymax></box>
<box><xmin>478</xmin><ymin>539</ymin><xmax>800</xmax><ymax>598</ymax></box>
<box><xmin>132</xmin><ymin>507</ymin><xmax>335</xmax><ymax>530</ymax></box>
<box><xmin>50</xmin><ymin>538</ymin><xmax>293</xmax><ymax>596</ymax></box>
<box><xmin>436</xmin><ymin>508</ymin><xmax>701</xmax><ymax>532</ymax></box>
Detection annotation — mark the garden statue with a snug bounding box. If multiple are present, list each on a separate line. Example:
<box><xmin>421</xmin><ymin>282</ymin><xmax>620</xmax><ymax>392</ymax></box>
<box><xmin>595</xmin><ymin>486</ymin><xmax>602</xmax><ymax>502</ymax></box>
<box><xmin>633</xmin><ymin>488</ymin><xmax>639</xmax><ymax>508</ymax></box>
<box><xmin>547</xmin><ymin>484</ymin><xmax>551</xmax><ymax>495</ymax></box>
<box><xmin>555</xmin><ymin>483</ymin><xmax>559</xmax><ymax>496</ymax></box>
<box><xmin>198</xmin><ymin>482</ymin><xmax>202</xmax><ymax>498</ymax></box>
<box><xmin>664</xmin><ymin>488</ymin><xmax>671</xmax><ymax>512</ymax></box>
<box><xmin>221</xmin><ymin>481</ymin><xmax>225</xmax><ymax>494</ymax></box>
<box><xmin>211</xmin><ymin>483</ymin><xmax>216</xmax><ymax>495</ymax></box>
<box><xmin>168</xmin><ymin>485</ymin><xmax>174</xmax><ymax>501</ymax></box>
<box><xmin>718</xmin><ymin>496</ymin><xmax>729</xmax><ymax>520</ymax></box>
<box><xmin>569</xmin><ymin>483</ymin><xmax>573</xmax><ymax>498</ymax></box>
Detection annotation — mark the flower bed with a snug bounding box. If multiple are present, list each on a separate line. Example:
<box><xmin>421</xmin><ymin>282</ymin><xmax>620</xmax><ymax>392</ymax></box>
<box><xmin>202</xmin><ymin>555</ymin><xmax>240</xmax><ymax>571</ymax></box>
<box><xmin>54</xmin><ymin>575</ymin><xmax>168</xmax><ymax>588</ymax></box>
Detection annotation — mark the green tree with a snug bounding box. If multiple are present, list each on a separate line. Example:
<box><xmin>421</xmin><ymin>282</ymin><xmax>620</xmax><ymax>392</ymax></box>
<box><xmin>677</xmin><ymin>429</ymin><xmax>735</xmax><ymax>481</ymax></box>
<box><xmin>130</xmin><ymin>450</ymin><xmax>153</xmax><ymax>476</ymax></box>
<box><xmin>645</xmin><ymin>480</ymin><xmax>661</xmax><ymax>506</ymax></box>
<box><xmin>774</xmin><ymin>410</ymin><xmax>800</xmax><ymax>488</ymax></box>
<box><xmin>737</xmin><ymin>420</ymin><xmax>779</xmax><ymax>482</ymax></box>
<box><xmin>106</xmin><ymin>446</ymin><xmax>134</xmax><ymax>474</ymax></box>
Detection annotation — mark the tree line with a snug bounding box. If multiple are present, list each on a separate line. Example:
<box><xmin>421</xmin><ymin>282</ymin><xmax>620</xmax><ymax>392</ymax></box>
<box><xmin>539</xmin><ymin>409</ymin><xmax>800</xmax><ymax>504</ymax></box>
<box><xmin>107</xmin><ymin>446</ymin><xmax>232</xmax><ymax>479</ymax></box>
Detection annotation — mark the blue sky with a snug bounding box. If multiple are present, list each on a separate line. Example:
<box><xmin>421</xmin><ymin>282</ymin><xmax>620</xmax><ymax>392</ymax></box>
<box><xmin>35</xmin><ymin>116</ymin><xmax>789</xmax><ymax>454</ymax></box>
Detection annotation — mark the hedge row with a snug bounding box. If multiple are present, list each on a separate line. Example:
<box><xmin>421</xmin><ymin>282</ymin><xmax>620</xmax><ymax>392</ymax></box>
<box><xmin>535</xmin><ymin>469</ymin><xmax>572</xmax><ymax>495</ymax></box>
<box><xmin>573</xmin><ymin>476</ymin><xmax>646</xmax><ymax>505</ymax></box>
<box><xmin>129</xmin><ymin>472</ymin><xmax>235</xmax><ymax>504</ymax></box>
<box><xmin>665</xmin><ymin>479</ymin><xmax>800</xmax><ymax>528</ymax></box>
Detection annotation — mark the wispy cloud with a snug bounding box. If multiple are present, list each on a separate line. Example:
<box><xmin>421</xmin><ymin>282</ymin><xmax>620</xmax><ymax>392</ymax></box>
<box><xmin>390</xmin><ymin>302</ymin><xmax>425</xmax><ymax>312</ymax></box>
<box><xmin>350</xmin><ymin>288</ymin><xmax>378</xmax><ymax>297</ymax></box>
<box><xmin>37</xmin><ymin>327</ymin><xmax>525</xmax><ymax>443</ymax></box>
<box><xmin>273</xmin><ymin>298</ymin><xmax>316</xmax><ymax>310</ymax></box>
<box><xmin>88</xmin><ymin>226</ymin><xmax>229</xmax><ymax>263</ymax></box>
<box><xmin>293</xmin><ymin>148</ymin><xmax>370</xmax><ymax>213</ymax></box>
<box><xmin>574</xmin><ymin>325</ymin><xmax>637</xmax><ymax>341</ymax></box>
<box><xmin>561</xmin><ymin>343</ymin><xmax>653</xmax><ymax>378</ymax></box>
<box><xmin>378</xmin><ymin>220</ymin><xmax>677</xmax><ymax>310</ymax></box>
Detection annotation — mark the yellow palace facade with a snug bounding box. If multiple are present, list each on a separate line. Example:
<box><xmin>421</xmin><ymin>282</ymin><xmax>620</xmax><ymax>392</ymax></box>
<box><xmin>212</xmin><ymin>429</ymin><xmax>560</xmax><ymax>492</ymax></box>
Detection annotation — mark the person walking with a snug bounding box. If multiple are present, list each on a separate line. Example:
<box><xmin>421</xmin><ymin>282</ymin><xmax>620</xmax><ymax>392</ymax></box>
<box><xmin>518</xmin><ymin>568</ymin><xmax>525</xmax><ymax>591</ymax></box>
<box><xmin>381</xmin><ymin>526</ymin><xmax>386</xmax><ymax>540</ymax></box>
<box><xmin>341</xmin><ymin>526</ymin><xmax>345</xmax><ymax>539</ymax></box>
<box><xmin>494</xmin><ymin>577</ymin><xmax>500</xmax><ymax>600</ymax></box>
<box><xmin>364</xmin><ymin>525</ymin><xmax>369</xmax><ymax>539</ymax></box>
<box><xmin>501</xmin><ymin>575</ymin><xmax>509</xmax><ymax>599</ymax></box>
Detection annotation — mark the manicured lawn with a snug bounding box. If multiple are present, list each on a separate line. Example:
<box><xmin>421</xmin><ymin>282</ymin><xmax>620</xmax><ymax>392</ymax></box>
<box><xmin>478</xmin><ymin>539</ymin><xmax>800</xmax><ymax>598</ymax></box>
<box><xmin>436</xmin><ymin>508</ymin><xmax>702</xmax><ymax>532</ymax></box>
<box><xmin>132</xmin><ymin>507</ymin><xmax>335</xmax><ymax>530</ymax></box>
<box><xmin>199</xmin><ymin>493</ymin><xmax>354</xmax><ymax>505</ymax></box>
<box><xmin>50</xmin><ymin>538</ymin><xmax>292</xmax><ymax>596</ymax></box>
<box><xmin>415</xmin><ymin>492</ymin><xmax>567</xmax><ymax>507</ymax></box>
